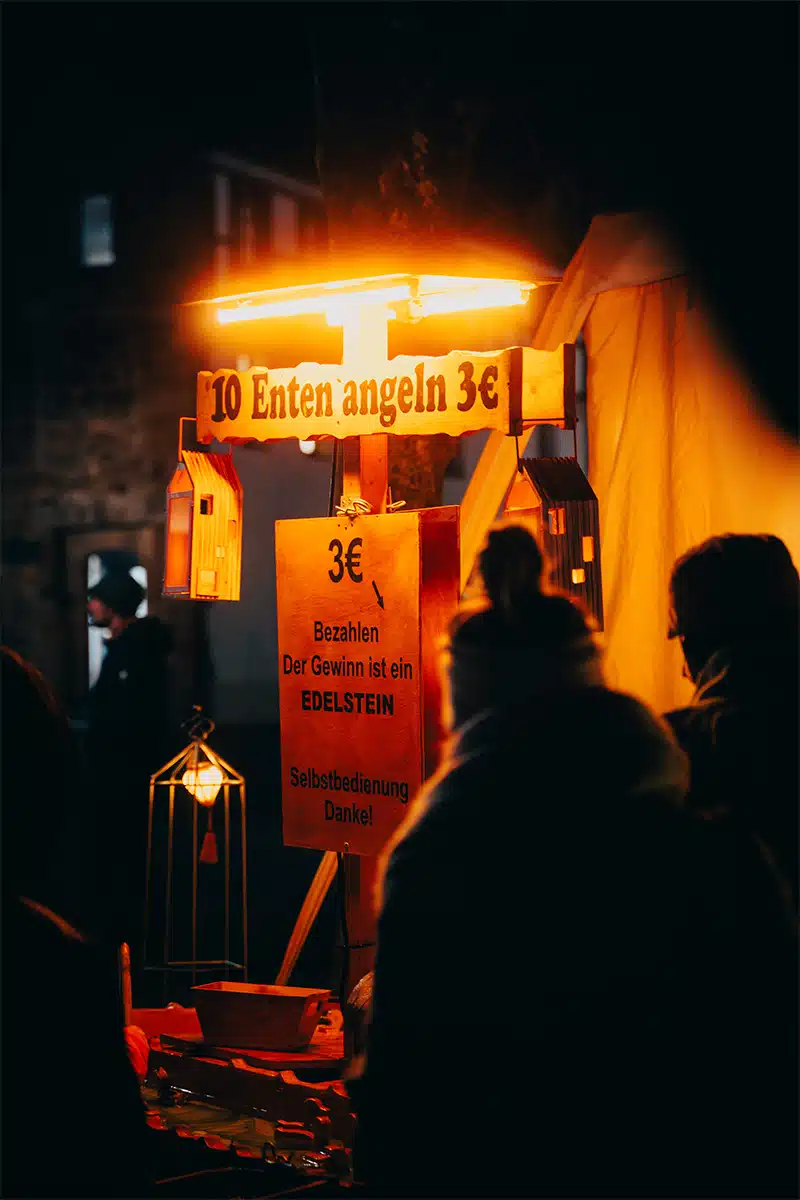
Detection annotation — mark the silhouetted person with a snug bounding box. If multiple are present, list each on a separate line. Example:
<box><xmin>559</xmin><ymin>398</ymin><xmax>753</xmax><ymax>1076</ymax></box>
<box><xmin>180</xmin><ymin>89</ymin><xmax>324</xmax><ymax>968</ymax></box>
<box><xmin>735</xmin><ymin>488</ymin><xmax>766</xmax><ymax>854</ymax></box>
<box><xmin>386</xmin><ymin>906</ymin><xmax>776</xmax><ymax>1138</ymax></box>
<box><xmin>1</xmin><ymin>647</ymin><xmax>151</xmax><ymax>1198</ymax></box>
<box><xmin>85</xmin><ymin>570</ymin><xmax>174</xmax><ymax>777</ymax></box>
<box><xmin>665</xmin><ymin>534</ymin><xmax>799</xmax><ymax>903</ymax></box>
<box><xmin>350</xmin><ymin>525</ymin><xmax>797</xmax><ymax>1199</ymax></box>
<box><xmin>83</xmin><ymin>572</ymin><xmax>174</xmax><ymax>987</ymax></box>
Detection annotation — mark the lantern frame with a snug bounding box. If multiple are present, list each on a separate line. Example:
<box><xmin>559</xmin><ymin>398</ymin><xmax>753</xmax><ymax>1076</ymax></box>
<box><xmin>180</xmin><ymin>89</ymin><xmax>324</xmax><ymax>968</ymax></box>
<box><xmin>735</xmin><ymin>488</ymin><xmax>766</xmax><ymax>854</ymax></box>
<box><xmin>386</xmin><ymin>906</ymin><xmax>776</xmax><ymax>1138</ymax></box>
<box><xmin>144</xmin><ymin>711</ymin><xmax>248</xmax><ymax>992</ymax></box>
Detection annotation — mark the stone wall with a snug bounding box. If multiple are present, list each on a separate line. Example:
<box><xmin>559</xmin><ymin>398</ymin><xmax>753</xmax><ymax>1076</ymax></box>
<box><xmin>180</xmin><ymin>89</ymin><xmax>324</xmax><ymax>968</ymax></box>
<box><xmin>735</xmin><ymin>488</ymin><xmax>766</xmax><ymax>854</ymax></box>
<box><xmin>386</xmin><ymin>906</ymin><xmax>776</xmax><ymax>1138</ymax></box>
<box><xmin>2</xmin><ymin>302</ymin><xmax>206</xmax><ymax>710</ymax></box>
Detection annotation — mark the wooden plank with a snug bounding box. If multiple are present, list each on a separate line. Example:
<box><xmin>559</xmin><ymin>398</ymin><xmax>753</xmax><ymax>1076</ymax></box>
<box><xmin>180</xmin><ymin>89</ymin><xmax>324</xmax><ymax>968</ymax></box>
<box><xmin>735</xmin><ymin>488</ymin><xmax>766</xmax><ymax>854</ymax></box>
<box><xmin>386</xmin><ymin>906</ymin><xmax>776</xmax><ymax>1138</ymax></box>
<box><xmin>341</xmin><ymin>438</ymin><xmax>360</xmax><ymax>504</ymax></box>
<box><xmin>275</xmin><ymin>852</ymin><xmax>339</xmax><ymax>986</ymax></box>
<box><xmin>197</xmin><ymin>347</ymin><xmax>569</xmax><ymax>443</ymax></box>
<box><xmin>419</xmin><ymin>506</ymin><xmax>461</xmax><ymax>777</ymax></box>
<box><xmin>276</xmin><ymin>512</ymin><xmax>424</xmax><ymax>857</ymax></box>
<box><xmin>147</xmin><ymin>1044</ymin><xmax>355</xmax><ymax>1141</ymax></box>
<box><xmin>358</xmin><ymin>434</ymin><xmax>389</xmax><ymax>513</ymax></box>
<box><xmin>459</xmin><ymin>429</ymin><xmax>535</xmax><ymax>592</ymax></box>
<box><xmin>342</xmin><ymin>853</ymin><xmax>377</xmax><ymax>1001</ymax></box>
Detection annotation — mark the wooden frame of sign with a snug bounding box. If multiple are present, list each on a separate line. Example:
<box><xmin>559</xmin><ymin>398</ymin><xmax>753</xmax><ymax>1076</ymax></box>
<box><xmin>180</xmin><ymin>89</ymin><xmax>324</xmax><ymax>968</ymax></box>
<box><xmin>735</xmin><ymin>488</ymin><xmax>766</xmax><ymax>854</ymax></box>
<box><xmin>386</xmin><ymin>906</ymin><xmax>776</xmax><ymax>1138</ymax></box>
<box><xmin>275</xmin><ymin>437</ymin><xmax>459</xmax><ymax>995</ymax></box>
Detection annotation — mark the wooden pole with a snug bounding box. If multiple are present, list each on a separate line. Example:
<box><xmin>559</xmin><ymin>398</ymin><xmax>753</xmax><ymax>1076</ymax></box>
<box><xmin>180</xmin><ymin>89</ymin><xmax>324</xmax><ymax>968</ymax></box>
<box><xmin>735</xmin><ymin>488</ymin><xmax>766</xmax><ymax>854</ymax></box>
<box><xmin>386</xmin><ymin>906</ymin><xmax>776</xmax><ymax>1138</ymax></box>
<box><xmin>275</xmin><ymin>306</ymin><xmax>390</xmax><ymax>997</ymax></box>
<box><xmin>459</xmin><ymin>427</ymin><xmax>535</xmax><ymax>592</ymax></box>
<box><xmin>337</xmin><ymin>431</ymin><xmax>388</xmax><ymax>999</ymax></box>
<box><xmin>120</xmin><ymin>942</ymin><xmax>133</xmax><ymax>1027</ymax></box>
<box><xmin>341</xmin><ymin>438</ymin><xmax>361</xmax><ymax>505</ymax></box>
<box><xmin>275</xmin><ymin>851</ymin><xmax>339</xmax><ymax>986</ymax></box>
<box><xmin>359</xmin><ymin>434</ymin><xmax>389</xmax><ymax>514</ymax></box>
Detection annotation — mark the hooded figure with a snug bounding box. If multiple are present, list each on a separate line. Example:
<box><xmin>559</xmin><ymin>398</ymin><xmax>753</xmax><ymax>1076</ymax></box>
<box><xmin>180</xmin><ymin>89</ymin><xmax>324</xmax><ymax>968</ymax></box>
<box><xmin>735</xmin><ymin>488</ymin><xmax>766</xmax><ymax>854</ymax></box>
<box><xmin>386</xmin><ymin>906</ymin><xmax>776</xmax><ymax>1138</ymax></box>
<box><xmin>665</xmin><ymin>534</ymin><xmax>799</xmax><ymax>901</ymax></box>
<box><xmin>350</xmin><ymin>525</ymin><xmax>797</xmax><ymax>1199</ymax></box>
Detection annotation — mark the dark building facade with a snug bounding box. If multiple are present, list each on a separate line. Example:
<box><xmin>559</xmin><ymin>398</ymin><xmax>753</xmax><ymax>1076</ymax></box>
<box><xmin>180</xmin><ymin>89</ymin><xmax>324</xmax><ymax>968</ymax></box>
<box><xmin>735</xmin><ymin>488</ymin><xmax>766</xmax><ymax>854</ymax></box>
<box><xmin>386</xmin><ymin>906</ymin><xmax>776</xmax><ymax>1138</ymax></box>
<box><xmin>2</xmin><ymin>145</ymin><xmax>326</xmax><ymax>714</ymax></box>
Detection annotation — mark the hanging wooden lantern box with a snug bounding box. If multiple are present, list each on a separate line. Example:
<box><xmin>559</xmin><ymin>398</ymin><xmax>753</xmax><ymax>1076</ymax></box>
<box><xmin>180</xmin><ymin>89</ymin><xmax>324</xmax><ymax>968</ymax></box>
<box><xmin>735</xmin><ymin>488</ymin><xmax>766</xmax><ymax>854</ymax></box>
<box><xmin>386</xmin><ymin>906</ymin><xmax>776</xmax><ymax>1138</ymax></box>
<box><xmin>163</xmin><ymin>449</ymin><xmax>243</xmax><ymax>601</ymax></box>
<box><xmin>504</xmin><ymin>456</ymin><xmax>604</xmax><ymax>629</ymax></box>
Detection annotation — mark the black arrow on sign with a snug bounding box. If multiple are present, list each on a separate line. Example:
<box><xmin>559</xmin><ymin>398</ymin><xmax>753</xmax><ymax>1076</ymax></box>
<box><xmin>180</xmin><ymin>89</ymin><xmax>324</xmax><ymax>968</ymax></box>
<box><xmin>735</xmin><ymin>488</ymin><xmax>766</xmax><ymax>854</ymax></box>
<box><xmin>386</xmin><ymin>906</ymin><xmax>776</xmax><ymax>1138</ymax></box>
<box><xmin>371</xmin><ymin>581</ymin><xmax>385</xmax><ymax>610</ymax></box>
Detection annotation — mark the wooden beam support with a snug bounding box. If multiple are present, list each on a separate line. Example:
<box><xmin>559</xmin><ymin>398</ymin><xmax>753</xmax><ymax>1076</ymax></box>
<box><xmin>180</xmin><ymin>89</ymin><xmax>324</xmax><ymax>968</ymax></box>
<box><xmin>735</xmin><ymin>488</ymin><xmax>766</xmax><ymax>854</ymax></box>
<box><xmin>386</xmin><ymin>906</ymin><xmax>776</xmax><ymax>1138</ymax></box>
<box><xmin>459</xmin><ymin>428</ymin><xmax>535</xmax><ymax>593</ymax></box>
<box><xmin>342</xmin><ymin>852</ymin><xmax>377</xmax><ymax>1001</ymax></box>
<box><xmin>281</xmin><ymin>432</ymin><xmax>384</xmax><ymax>1000</ymax></box>
<box><xmin>339</xmin><ymin>432</ymin><xmax>383</xmax><ymax>995</ymax></box>
<box><xmin>341</xmin><ymin>438</ymin><xmax>361</xmax><ymax>504</ymax></box>
<box><xmin>275</xmin><ymin>852</ymin><xmax>339</xmax><ymax>986</ymax></box>
<box><xmin>358</xmin><ymin>433</ymin><xmax>389</xmax><ymax>514</ymax></box>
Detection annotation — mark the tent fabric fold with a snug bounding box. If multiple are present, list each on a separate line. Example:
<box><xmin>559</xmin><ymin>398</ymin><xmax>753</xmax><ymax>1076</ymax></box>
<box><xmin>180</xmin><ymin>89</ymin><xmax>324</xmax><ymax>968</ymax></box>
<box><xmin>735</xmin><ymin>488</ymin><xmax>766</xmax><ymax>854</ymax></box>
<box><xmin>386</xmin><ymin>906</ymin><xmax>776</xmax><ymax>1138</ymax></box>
<box><xmin>530</xmin><ymin>213</ymin><xmax>799</xmax><ymax>714</ymax></box>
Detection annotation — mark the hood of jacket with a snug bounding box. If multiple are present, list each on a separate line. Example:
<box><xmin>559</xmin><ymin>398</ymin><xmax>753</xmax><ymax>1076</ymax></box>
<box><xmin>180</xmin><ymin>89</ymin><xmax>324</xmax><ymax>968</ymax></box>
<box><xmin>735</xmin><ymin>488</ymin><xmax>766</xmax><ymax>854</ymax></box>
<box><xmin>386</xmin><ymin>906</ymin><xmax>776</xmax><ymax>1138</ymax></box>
<box><xmin>454</xmin><ymin>686</ymin><xmax>689</xmax><ymax>811</ymax></box>
<box><xmin>379</xmin><ymin>683</ymin><xmax>690</xmax><ymax>906</ymax></box>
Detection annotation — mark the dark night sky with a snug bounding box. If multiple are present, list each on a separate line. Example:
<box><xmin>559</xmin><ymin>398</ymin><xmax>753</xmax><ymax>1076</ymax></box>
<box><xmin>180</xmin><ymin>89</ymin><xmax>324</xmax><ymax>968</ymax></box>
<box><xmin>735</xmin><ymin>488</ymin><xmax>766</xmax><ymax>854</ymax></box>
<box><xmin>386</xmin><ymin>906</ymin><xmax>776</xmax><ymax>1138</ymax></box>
<box><xmin>3</xmin><ymin>1</ymin><xmax>798</xmax><ymax>430</ymax></box>
<box><xmin>6</xmin><ymin>3</ymin><xmax>794</xmax><ymax>216</ymax></box>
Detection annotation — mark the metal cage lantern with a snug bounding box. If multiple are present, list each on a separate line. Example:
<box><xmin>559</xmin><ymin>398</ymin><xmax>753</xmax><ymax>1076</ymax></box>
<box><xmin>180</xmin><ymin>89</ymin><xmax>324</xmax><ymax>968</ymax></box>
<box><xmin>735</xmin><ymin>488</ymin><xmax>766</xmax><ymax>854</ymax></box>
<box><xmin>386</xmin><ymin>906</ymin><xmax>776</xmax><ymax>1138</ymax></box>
<box><xmin>504</xmin><ymin>456</ymin><xmax>604</xmax><ymax>629</ymax></box>
<box><xmin>144</xmin><ymin>709</ymin><xmax>248</xmax><ymax>992</ymax></box>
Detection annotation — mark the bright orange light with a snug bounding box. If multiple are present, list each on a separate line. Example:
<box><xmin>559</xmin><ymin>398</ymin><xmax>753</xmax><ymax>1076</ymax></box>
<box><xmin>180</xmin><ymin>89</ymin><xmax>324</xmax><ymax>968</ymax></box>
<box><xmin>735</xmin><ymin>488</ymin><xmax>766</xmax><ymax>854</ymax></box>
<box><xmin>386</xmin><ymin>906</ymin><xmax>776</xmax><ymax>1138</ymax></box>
<box><xmin>411</xmin><ymin>282</ymin><xmax>529</xmax><ymax>318</ymax></box>
<box><xmin>207</xmin><ymin>273</ymin><xmax>407</xmax><ymax>307</ymax></box>
<box><xmin>217</xmin><ymin>284</ymin><xmax>411</xmax><ymax>326</ymax></box>
<box><xmin>416</xmin><ymin>275</ymin><xmax>534</xmax><ymax>293</ymax></box>
<box><xmin>323</xmin><ymin>293</ymin><xmax>404</xmax><ymax>327</ymax></box>
<box><xmin>213</xmin><ymin>274</ymin><xmax>535</xmax><ymax>326</ymax></box>
<box><xmin>182</xmin><ymin>762</ymin><xmax>224</xmax><ymax>806</ymax></box>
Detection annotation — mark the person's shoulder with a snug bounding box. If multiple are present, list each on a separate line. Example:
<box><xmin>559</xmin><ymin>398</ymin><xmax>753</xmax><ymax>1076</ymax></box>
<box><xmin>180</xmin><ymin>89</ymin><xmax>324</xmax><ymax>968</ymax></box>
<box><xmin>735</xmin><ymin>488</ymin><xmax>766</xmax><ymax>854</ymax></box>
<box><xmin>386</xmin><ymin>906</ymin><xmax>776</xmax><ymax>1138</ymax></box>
<box><xmin>122</xmin><ymin>616</ymin><xmax>174</xmax><ymax>656</ymax></box>
<box><xmin>575</xmin><ymin>691</ymin><xmax>695</xmax><ymax>811</ymax></box>
<box><xmin>382</xmin><ymin>748</ymin><xmax>489</xmax><ymax>878</ymax></box>
<box><xmin>665</xmin><ymin>697</ymin><xmax>719</xmax><ymax>743</ymax></box>
<box><xmin>592</xmin><ymin>687</ymin><xmax>673</xmax><ymax>735</ymax></box>
<box><xmin>17</xmin><ymin>895</ymin><xmax>87</xmax><ymax>944</ymax></box>
<box><xmin>590</xmin><ymin>687</ymin><xmax>679</xmax><ymax>752</ymax></box>
<box><xmin>6</xmin><ymin>895</ymin><xmax>107</xmax><ymax>1006</ymax></box>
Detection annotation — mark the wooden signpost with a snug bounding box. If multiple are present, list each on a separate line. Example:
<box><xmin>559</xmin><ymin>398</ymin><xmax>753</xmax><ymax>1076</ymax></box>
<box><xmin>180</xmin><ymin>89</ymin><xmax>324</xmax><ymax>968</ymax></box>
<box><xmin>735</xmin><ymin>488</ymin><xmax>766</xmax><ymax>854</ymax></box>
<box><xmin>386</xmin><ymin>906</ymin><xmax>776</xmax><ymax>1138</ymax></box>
<box><xmin>188</xmin><ymin>266</ymin><xmax>576</xmax><ymax>997</ymax></box>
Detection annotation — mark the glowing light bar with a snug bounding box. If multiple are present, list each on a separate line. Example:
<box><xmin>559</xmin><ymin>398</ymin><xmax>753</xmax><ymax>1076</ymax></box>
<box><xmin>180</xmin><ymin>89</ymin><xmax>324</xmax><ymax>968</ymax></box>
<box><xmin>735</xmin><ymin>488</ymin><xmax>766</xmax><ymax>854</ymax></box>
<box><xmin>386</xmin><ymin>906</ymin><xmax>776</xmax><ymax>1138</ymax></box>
<box><xmin>416</xmin><ymin>275</ymin><xmax>531</xmax><ymax>293</ymax></box>
<box><xmin>213</xmin><ymin>274</ymin><xmax>535</xmax><ymax>326</ymax></box>
<box><xmin>412</xmin><ymin>282</ymin><xmax>529</xmax><ymax>319</ymax></box>
<box><xmin>217</xmin><ymin>285</ymin><xmax>411</xmax><ymax>326</ymax></box>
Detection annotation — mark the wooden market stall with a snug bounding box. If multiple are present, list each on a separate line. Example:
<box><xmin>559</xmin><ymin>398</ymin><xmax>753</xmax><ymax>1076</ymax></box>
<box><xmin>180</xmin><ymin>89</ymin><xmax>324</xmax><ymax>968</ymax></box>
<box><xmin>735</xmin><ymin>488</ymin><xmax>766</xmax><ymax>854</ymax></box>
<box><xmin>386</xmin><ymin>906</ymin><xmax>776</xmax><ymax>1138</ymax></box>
<box><xmin>136</xmin><ymin>215</ymin><xmax>800</xmax><ymax>1186</ymax></box>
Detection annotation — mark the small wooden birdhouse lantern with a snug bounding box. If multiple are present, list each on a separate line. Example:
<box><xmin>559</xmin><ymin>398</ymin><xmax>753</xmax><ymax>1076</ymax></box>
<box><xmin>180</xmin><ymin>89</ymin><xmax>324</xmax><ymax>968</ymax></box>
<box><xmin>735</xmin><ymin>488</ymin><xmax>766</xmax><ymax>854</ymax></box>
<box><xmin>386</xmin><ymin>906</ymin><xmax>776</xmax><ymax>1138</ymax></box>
<box><xmin>163</xmin><ymin>433</ymin><xmax>243</xmax><ymax>601</ymax></box>
<box><xmin>504</xmin><ymin>456</ymin><xmax>604</xmax><ymax>629</ymax></box>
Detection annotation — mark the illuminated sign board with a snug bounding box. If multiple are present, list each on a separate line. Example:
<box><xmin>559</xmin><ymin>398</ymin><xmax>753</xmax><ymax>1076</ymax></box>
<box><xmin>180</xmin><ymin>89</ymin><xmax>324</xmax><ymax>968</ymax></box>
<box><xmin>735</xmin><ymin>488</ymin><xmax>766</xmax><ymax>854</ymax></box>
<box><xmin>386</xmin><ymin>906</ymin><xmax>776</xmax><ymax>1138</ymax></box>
<box><xmin>276</xmin><ymin>508</ymin><xmax>459</xmax><ymax>855</ymax></box>
<box><xmin>197</xmin><ymin>346</ymin><xmax>571</xmax><ymax>443</ymax></box>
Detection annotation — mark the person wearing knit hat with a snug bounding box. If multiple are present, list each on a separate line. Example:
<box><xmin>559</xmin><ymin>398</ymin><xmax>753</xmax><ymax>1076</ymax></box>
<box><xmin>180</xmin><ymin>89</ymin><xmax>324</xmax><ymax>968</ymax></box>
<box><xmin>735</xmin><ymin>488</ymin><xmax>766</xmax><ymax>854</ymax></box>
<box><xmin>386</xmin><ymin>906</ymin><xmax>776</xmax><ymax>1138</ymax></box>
<box><xmin>350</xmin><ymin>524</ymin><xmax>797</xmax><ymax>1200</ymax></box>
<box><xmin>87</xmin><ymin>570</ymin><xmax>147</xmax><ymax>626</ymax></box>
<box><xmin>84</xmin><ymin>569</ymin><xmax>174</xmax><ymax>774</ymax></box>
<box><xmin>665</xmin><ymin>533</ymin><xmax>799</xmax><ymax>899</ymax></box>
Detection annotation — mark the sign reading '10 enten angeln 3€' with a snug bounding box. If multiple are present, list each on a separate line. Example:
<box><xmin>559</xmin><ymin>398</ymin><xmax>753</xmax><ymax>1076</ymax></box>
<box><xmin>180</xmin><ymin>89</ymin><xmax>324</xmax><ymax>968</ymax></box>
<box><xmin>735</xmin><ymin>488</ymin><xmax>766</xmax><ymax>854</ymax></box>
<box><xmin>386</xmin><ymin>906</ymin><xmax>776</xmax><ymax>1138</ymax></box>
<box><xmin>197</xmin><ymin>346</ymin><xmax>570</xmax><ymax>442</ymax></box>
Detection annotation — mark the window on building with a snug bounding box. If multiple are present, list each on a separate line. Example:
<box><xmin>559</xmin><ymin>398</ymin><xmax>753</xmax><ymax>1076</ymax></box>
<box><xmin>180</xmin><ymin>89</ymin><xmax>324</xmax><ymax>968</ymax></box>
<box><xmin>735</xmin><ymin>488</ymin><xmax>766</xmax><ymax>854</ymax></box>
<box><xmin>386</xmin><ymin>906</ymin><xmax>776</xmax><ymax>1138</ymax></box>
<box><xmin>271</xmin><ymin>193</ymin><xmax>298</xmax><ymax>254</ymax></box>
<box><xmin>81</xmin><ymin>195</ymin><xmax>115</xmax><ymax>267</ymax></box>
<box><xmin>240</xmin><ymin>205</ymin><xmax>256</xmax><ymax>264</ymax></box>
